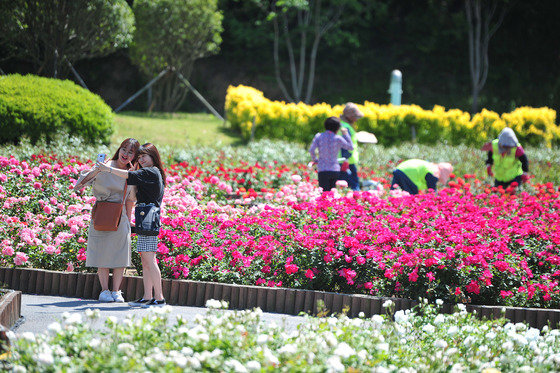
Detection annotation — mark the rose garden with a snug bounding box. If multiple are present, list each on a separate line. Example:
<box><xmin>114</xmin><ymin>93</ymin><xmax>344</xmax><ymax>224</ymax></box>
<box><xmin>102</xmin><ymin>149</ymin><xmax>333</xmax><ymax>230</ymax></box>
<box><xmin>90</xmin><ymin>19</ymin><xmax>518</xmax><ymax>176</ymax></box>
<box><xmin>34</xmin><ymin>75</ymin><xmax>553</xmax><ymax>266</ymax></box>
<box><xmin>2</xmin><ymin>0</ymin><xmax>560</xmax><ymax>370</ymax></box>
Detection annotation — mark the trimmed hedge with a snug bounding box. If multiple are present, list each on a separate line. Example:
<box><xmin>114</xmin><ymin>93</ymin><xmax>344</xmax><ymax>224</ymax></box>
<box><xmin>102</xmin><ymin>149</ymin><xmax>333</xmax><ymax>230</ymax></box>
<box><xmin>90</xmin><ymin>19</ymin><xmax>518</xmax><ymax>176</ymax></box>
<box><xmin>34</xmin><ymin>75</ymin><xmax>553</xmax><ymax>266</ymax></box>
<box><xmin>225</xmin><ymin>85</ymin><xmax>560</xmax><ymax>147</ymax></box>
<box><xmin>0</xmin><ymin>74</ymin><xmax>113</xmax><ymax>144</ymax></box>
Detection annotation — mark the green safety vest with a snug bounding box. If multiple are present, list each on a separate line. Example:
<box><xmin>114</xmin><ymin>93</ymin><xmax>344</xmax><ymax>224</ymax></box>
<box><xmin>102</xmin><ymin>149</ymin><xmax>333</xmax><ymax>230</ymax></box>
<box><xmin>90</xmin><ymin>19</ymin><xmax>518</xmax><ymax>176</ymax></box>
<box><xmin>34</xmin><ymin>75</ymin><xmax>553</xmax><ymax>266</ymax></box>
<box><xmin>339</xmin><ymin>121</ymin><xmax>359</xmax><ymax>164</ymax></box>
<box><xmin>492</xmin><ymin>139</ymin><xmax>522</xmax><ymax>182</ymax></box>
<box><xmin>396</xmin><ymin>159</ymin><xmax>438</xmax><ymax>191</ymax></box>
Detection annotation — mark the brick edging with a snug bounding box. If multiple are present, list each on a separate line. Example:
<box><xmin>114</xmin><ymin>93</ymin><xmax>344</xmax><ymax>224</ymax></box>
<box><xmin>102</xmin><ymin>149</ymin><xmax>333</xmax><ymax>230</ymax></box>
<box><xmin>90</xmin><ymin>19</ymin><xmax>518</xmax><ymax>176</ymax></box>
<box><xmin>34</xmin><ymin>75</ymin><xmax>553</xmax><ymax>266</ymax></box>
<box><xmin>0</xmin><ymin>290</ymin><xmax>22</xmax><ymax>329</ymax></box>
<box><xmin>1</xmin><ymin>267</ymin><xmax>559</xmax><ymax>329</ymax></box>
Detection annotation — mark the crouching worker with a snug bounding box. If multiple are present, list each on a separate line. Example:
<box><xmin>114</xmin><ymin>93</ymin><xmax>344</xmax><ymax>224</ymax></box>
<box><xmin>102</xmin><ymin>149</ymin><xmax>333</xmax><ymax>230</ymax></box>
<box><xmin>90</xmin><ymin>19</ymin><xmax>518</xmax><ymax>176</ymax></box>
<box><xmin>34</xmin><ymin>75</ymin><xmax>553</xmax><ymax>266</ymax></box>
<box><xmin>481</xmin><ymin>127</ymin><xmax>529</xmax><ymax>189</ymax></box>
<box><xmin>391</xmin><ymin>159</ymin><xmax>453</xmax><ymax>195</ymax></box>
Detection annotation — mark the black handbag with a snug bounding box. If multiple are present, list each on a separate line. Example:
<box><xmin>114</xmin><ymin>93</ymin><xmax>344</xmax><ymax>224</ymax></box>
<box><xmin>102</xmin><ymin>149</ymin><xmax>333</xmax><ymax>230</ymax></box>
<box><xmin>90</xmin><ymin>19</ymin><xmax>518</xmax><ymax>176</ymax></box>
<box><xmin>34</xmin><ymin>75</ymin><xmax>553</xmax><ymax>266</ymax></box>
<box><xmin>133</xmin><ymin>169</ymin><xmax>163</xmax><ymax>236</ymax></box>
<box><xmin>134</xmin><ymin>203</ymin><xmax>161</xmax><ymax>236</ymax></box>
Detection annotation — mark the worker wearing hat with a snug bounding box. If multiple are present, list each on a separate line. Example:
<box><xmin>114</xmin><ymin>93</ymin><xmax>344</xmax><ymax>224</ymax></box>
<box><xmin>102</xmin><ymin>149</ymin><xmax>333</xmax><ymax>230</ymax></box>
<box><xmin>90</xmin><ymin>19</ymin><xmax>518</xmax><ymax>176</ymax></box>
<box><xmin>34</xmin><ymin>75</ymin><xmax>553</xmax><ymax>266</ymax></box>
<box><xmin>391</xmin><ymin>160</ymin><xmax>453</xmax><ymax>195</ymax></box>
<box><xmin>339</xmin><ymin>103</ymin><xmax>364</xmax><ymax>191</ymax></box>
<box><xmin>481</xmin><ymin>127</ymin><xmax>529</xmax><ymax>189</ymax></box>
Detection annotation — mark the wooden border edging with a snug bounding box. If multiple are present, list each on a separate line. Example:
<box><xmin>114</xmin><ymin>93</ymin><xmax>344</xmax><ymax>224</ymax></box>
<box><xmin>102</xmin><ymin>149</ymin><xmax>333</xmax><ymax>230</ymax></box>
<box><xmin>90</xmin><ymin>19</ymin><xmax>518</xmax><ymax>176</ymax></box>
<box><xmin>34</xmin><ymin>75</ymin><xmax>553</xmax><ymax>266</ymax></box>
<box><xmin>0</xmin><ymin>290</ymin><xmax>22</xmax><ymax>329</ymax></box>
<box><xmin>1</xmin><ymin>267</ymin><xmax>559</xmax><ymax>329</ymax></box>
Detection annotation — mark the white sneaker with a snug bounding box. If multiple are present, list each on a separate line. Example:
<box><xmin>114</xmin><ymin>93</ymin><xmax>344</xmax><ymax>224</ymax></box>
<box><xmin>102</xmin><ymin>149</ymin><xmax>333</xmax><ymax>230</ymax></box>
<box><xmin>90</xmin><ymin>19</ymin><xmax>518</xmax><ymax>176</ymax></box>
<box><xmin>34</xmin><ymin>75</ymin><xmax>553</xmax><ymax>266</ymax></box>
<box><xmin>99</xmin><ymin>290</ymin><xmax>114</xmax><ymax>302</ymax></box>
<box><xmin>111</xmin><ymin>290</ymin><xmax>125</xmax><ymax>303</ymax></box>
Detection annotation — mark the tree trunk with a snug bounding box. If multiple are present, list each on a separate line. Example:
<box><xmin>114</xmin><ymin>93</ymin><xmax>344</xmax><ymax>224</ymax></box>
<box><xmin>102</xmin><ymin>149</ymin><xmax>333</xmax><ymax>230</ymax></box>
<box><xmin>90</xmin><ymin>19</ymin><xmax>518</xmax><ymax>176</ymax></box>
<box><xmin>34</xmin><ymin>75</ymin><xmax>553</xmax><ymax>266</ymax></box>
<box><xmin>272</xmin><ymin>15</ymin><xmax>294</xmax><ymax>102</ymax></box>
<box><xmin>465</xmin><ymin>0</ymin><xmax>507</xmax><ymax>114</ymax></box>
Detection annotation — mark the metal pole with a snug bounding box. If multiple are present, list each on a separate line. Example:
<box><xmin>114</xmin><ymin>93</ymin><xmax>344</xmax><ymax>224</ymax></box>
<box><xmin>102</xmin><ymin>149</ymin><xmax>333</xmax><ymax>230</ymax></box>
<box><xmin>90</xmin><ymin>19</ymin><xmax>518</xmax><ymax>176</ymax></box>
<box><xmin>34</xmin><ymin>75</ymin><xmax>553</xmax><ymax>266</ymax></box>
<box><xmin>175</xmin><ymin>71</ymin><xmax>224</xmax><ymax>121</ymax></box>
<box><xmin>147</xmin><ymin>86</ymin><xmax>152</xmax><ymax>111</ymax></box>
<box><xmin>53</xmin><ymin>49</ymin><xmax>58</xmax><ymax>79</ymax></box>
<box><xmin>114</xmin><ymin>68</ymin><xmax>169</xmax><ymax>113</ymax></box>
<box><xmin>65</xmin><ymin>58</ymin><xmax>89</xmax><ymax>90</ymax></box>
<box><xmin>250</xmin><ymin>116</ymin><xmax>256</xmax><ymax>142</ymax></box>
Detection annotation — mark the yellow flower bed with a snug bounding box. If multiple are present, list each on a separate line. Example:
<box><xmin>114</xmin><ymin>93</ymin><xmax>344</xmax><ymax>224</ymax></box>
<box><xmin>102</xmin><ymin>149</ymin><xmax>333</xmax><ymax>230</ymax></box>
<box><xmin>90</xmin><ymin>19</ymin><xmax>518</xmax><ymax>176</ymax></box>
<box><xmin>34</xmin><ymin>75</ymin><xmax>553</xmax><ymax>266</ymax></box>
<box><xmin>225</xmin><ymin>85</ymin><xmax>559</xmax><ymax>147</ymax></box>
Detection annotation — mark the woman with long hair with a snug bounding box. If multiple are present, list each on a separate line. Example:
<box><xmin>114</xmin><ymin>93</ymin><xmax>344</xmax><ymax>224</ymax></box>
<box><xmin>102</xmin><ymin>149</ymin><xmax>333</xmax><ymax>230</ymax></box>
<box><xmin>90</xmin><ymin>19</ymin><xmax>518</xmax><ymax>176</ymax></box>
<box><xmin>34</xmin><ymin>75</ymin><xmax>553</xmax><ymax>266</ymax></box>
<box><xmin>97</xmin><ymin>143</ymin><xmax>167</xmax><ymax>307</ymax></box>
<box><xmin>74</xmin><ymin>138</ymin><xmax>140</xmax><ymax>302</ymax></box>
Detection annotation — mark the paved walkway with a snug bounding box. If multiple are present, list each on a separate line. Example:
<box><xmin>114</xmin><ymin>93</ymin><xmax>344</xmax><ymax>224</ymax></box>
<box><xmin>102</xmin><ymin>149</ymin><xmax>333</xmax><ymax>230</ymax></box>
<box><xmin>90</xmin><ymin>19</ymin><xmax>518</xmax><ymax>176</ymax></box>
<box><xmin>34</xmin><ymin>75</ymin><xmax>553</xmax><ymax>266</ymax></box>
<box><xmin>14</xmin><ymin>294</ymin><xmax>305</xmax><ymax>334</ymax></box>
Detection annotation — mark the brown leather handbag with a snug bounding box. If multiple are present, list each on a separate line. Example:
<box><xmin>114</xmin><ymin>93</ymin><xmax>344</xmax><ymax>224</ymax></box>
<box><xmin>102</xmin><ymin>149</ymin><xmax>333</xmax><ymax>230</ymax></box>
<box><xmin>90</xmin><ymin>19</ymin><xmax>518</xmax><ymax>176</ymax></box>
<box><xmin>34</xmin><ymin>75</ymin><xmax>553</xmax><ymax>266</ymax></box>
<box><xmin>91</xmin><ymin>183</ymin><xmax>128</xmax><ymax>231</ymax></box>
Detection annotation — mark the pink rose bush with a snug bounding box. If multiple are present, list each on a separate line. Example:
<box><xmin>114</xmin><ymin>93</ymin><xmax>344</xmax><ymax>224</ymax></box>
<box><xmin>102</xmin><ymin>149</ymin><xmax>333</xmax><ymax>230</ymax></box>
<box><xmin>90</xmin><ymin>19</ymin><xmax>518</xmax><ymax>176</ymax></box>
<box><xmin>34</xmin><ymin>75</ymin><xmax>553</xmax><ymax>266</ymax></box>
<box><xmin>1</xmin><ymin>154</ymin><xmax>559</xmax><ymax>308</ymax></box>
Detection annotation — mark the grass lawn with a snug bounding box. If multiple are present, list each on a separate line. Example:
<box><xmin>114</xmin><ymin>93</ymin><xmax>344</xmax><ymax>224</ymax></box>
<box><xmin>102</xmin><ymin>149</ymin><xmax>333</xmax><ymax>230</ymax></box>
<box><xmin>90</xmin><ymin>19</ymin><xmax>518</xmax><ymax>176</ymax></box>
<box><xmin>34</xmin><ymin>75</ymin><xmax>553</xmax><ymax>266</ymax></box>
<box><xmin>112</xmin><ymin>111</ymin><xmax>244</xmax><ymax>148</ymax></box>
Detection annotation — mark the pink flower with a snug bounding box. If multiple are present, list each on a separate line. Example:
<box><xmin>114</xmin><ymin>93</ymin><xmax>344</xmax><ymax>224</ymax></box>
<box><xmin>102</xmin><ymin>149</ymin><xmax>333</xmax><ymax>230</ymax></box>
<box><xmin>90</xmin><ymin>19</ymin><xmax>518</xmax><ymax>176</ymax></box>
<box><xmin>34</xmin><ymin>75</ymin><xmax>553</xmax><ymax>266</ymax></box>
<box><xmin>44</xmin><ymin>245</ymin><xmax>56</xmax><ymax>254</ymax></box>
<box><xmin>335</xmin><ymin>180</ymin><xmax>348</xmax><ymax>188</ymax></box>
<box><xmin>305</xmin><ymin>269</ymin><xmax>315</xmax><ymax>279</ymax></box>
<box><xmin>14</xmin><ymin>252</ymin><xmax>28</xmax><ymax>266</ymax></box>
<box><xmin>33</xmin><ymin>182</ymin><xmax>42</xmax><ymax>190</ymax></box>
<box><xmin>285</xmin><ymin>263</ymin><xmax>299</xmax><ymax>275</ymax></box>
<box><xmin>500</xmin><ymin>290</ymin><xmax>513</xmax><ymax>298</ymax></box>
<box><xmin>339</xmin><ymin>268</ymin><xmax>357</xmax><ymax>285</ymax></box>
<box><xmin>2</xmin><ymin>246</ymin><xmax>14</xmax><ymax>256</ymax></box>
<box><xmin>66</xmin><ymin>262</ymin><xmax>74</xmax><ymax>272</ymax></box>
<box><xmin>493</xmin><ymin>260</ymin><xmax>510</xmax><ymax>272</ymax></box>
<box><xmin>408</xmin><ymin>268</ymin><xmax>419</xmax><ymax>282</ymax></box>
<box><xmin>466</xmin><ymin>280</ymin><xmax>480</xmax><ymax>294</ymax></box>
<box><xmin>291</xmin><ymin>174</ymin><xmax>302</xmax><ymax>183</ymax></box>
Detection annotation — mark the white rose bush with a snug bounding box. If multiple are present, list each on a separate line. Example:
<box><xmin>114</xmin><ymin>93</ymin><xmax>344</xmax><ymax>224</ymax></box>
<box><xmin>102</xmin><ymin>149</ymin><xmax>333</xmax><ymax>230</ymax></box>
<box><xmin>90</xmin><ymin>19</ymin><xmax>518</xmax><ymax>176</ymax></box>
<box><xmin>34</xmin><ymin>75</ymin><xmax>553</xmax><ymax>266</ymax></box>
<box><xmin>7</xmin><ymin>300</ymin><xmax>560</xmax><ymax>371</ymax></box>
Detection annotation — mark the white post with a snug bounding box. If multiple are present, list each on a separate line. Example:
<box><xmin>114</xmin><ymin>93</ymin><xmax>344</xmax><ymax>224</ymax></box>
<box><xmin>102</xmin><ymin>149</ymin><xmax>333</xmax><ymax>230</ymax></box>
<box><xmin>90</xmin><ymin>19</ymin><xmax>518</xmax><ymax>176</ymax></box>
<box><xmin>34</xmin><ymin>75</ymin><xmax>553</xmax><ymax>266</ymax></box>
<box><xmin>388</xmin><ymin>69</ymin><xmax>402</xmax><ymax>106</ymax></box>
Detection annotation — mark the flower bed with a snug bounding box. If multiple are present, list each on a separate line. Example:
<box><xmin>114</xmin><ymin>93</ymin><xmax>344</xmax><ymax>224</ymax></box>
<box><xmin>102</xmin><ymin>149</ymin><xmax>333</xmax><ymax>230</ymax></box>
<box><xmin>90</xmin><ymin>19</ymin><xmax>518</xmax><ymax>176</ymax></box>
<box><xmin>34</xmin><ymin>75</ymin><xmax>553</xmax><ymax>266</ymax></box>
<box><xmin>7</xmin><ymin>301</ymin><xmax>560</xmax><ymax>371</ymax></box>
<box><xmin>1</xmin><ymin>154</ymin><xmax>559</xmax><ymax>308</ymax></box>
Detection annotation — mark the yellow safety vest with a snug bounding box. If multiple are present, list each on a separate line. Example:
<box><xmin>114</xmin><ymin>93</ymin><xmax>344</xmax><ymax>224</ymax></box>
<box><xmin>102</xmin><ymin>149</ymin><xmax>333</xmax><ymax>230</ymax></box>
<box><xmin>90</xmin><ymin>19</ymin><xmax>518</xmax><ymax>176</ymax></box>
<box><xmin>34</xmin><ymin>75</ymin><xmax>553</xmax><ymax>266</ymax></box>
<box><xmin>491</xmin><ymin>139</ymin><xmax>523</xmax><ymax>182</ymax></box>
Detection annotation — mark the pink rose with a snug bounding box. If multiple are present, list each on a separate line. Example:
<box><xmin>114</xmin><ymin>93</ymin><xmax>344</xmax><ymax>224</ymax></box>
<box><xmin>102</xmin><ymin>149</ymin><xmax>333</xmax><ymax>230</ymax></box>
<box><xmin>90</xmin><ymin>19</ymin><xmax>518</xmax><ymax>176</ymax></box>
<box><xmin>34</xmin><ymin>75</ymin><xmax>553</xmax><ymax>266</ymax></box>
<box><xmin>14</xmin><ymin>252</ymin><xmax>28</xmax><ymax>266</ymax></box>
<box><xmin>2</xmin><ymin>246</ymin><xmax>14</xmax><ymax>256</ymax></box>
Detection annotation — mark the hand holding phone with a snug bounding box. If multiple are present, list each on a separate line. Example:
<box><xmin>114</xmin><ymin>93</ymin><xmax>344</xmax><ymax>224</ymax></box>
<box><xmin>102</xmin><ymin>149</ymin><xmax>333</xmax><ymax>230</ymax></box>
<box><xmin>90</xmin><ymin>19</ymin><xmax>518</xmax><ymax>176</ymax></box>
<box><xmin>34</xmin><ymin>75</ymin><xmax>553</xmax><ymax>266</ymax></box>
<box><xmin>96</xmin><ymin>154</ymin><xmax>106</xmax><ymax>163</ymax></box>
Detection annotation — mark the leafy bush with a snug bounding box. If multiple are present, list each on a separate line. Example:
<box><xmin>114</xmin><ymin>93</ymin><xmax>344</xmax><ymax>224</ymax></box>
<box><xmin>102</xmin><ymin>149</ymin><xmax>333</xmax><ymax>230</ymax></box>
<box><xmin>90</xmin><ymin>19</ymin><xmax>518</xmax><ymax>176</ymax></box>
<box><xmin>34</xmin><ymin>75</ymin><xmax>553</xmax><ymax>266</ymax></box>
<box><xmin>225</xmin><ymin>85</ymin><xmax>560</xmax><ymax>147</ymax></box>
<box><xmin>0</xmin><ymin>74</ymin><xmax>114</xmax><ymax>144</ymax></box>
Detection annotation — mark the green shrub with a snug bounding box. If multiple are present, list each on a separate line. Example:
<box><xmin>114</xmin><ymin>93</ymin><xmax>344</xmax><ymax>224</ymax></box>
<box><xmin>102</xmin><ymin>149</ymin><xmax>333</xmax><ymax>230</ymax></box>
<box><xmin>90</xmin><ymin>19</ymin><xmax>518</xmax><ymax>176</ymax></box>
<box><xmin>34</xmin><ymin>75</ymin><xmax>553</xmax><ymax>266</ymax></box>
<box><xmin>0</xmin><ymin>74</ymin><xmax>114</xmax><ymax>144</ymax></box>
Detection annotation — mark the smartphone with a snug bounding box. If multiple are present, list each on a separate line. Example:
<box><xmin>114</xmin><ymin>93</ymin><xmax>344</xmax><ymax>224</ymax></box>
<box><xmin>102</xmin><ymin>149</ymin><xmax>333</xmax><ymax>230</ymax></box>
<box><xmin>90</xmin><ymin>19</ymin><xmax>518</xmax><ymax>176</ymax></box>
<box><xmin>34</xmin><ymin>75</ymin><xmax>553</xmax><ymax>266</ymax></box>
<box><xmin>96</xmin><ymin>154</ymin><xmax>106</xmax><ymax>163</ymax></box>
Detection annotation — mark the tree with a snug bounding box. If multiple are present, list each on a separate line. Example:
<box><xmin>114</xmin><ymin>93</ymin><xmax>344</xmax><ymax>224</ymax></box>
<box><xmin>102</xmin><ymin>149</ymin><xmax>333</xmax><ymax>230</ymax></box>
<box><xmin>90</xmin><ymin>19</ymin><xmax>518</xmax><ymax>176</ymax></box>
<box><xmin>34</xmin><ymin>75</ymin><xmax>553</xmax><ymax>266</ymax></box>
<box><xmin>249</xmin><ymin>0</ymin><xmax>364</xmax><ymax>104</ymax></box>
<box><xmin>130</xmin><ymin>0</ymin><xmax>223</xmax><ymax>112</ymax></box>
<box><xmin>0</xmin><ymin>0</ymin><xmax>134</xmax><ymax>78</ymax></box>
<box><xmin>464</xmin><ymin>0</ymin><xmax>510</xmax><ymax>113</ymax></box>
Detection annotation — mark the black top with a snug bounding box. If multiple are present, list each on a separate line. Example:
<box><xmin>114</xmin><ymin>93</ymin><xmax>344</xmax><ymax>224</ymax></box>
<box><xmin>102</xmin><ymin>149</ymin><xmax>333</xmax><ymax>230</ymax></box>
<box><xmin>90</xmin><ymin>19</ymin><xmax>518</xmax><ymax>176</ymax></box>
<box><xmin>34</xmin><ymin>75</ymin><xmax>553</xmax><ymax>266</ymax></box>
<box><xmin>486</xmin><ymin>151</ymin><xmax>529</xmax><ymax>172</ymax></box>
<box><xmin>127</xmin><ymin>167</ymin><xmax>164</xmax><ymax>207</ymax></box>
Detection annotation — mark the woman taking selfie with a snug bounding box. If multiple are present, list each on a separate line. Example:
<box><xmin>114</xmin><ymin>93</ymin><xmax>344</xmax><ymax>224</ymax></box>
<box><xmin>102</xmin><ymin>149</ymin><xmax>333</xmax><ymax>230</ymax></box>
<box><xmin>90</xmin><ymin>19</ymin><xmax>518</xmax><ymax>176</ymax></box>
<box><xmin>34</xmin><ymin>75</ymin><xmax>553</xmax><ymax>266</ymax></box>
<box><xmin>74</xmin><ymin>138</ymin><xmax>140</xmax><ymax>302</ymax></box>
<box><xmin>97</xmin><ymin>143</ymin><xmax>167</xmax><ymax>307</ymax></box>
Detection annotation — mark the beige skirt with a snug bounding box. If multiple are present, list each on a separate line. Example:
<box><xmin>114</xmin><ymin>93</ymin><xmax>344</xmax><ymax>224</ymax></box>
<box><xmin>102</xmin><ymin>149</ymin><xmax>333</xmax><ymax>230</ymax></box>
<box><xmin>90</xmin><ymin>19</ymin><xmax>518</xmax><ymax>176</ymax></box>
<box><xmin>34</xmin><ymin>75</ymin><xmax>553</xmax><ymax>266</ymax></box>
<box><xmin>86</xmin><ymin>208</ymin><xmax>131</xmax><ymax>268</ymax></box>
